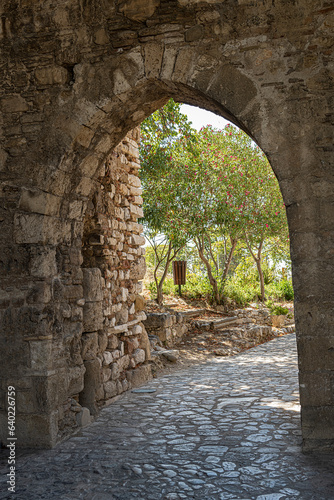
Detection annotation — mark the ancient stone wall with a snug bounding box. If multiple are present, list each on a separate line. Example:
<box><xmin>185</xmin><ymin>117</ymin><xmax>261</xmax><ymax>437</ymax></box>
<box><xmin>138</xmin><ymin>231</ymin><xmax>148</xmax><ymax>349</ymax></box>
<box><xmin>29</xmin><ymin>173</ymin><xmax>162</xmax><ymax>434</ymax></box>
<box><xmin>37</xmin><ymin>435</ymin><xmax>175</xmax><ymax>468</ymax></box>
<box><xmin>60</xmin><ymin>129</ymin><xmax>152</xmax><ymax>440</ymax></box>
<box><xmin>0</xmin><ymin>128</ymin><xmax>152</xmax><ymax>446</ymax></box>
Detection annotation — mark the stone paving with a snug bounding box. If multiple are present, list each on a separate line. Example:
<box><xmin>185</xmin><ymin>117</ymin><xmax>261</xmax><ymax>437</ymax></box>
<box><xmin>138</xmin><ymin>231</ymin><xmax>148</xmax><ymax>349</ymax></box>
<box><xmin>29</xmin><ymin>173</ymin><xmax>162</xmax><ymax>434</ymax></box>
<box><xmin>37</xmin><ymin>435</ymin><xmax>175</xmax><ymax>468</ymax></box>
<box><xmin>1</xmin><ymin>333</ymin><xmax>334</xmax><ymax>499</ymax></box>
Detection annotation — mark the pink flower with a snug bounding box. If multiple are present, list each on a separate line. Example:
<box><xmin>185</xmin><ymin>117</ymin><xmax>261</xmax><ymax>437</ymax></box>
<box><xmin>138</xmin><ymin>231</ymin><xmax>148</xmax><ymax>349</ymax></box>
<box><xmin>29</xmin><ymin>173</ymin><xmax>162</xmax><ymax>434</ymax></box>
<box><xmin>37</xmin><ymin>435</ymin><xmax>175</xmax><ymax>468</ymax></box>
<box><xmin>265</xmin><ymin>224</ymin><xmax>269</xmax><ymax>227</ymax></box>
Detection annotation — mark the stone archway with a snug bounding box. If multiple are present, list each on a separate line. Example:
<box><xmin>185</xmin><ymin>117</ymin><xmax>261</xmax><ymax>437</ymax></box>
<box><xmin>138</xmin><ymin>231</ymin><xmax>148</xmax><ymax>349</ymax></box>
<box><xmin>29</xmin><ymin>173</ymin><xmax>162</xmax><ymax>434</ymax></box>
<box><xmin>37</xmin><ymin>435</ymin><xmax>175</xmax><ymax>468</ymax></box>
<box><xmin>0</xmin><ymin>0</ymin><xmax>333</xmax><ymax>452</ymax></box>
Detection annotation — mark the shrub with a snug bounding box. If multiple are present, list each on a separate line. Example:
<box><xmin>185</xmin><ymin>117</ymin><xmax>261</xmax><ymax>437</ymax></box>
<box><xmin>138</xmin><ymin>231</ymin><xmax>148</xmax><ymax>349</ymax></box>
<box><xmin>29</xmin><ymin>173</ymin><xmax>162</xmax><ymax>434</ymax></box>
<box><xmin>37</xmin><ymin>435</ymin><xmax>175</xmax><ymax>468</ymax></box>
<box><xmin>277</xmin><ymin>279</ymin><xmax>294</xmax><ymax>301</ymax></box>
<box><xmin>271</xmin><ymin>304</ymin><xmax>289</xmax><ymax>316</ymax></box>
<box><xmin>264</xmin><ymin>280</ymin><xmax>294</xmax><ymax>301</ymax></box>
<box><xmin>147</xmin><ymin>277</ymin><xmax>177</xmax><ymax>297</ymax></box>
<box><xmin>224</xmin><ymin>278</ymin><xmax>258</xmax><ymax>307</ymax></box>
<box><xmin>182</xmin><ymin>273</ymin><xmax>212</xmax><ymax>300</ymax></box>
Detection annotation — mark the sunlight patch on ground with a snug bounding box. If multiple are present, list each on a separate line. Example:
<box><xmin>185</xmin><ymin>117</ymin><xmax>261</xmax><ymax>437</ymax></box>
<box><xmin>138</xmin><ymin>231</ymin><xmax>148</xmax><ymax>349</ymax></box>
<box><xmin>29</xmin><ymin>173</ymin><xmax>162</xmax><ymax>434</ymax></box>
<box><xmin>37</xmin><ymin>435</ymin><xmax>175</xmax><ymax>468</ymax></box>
<box><xmin>261</xmin><ymin>400</ymin><xmax>301</xmax><ymax>412</ymax></box>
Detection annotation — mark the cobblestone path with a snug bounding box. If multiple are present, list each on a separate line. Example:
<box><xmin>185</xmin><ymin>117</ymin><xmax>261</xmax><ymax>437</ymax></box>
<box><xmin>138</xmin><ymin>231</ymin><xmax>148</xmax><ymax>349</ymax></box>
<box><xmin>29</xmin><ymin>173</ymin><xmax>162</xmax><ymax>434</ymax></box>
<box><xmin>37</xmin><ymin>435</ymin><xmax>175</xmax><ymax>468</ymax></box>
<box><xmin>1</xmin><ymin>334</ymin><xmax>334</xmax><ymax>499</ymax></box>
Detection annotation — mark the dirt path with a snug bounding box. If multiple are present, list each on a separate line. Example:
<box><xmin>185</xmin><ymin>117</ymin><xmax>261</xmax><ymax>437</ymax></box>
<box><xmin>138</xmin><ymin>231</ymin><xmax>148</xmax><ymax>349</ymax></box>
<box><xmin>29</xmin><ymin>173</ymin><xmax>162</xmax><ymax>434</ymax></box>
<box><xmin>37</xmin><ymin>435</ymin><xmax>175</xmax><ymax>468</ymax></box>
<box><xmin>146</xmin><ymin>298</ymin><xmax>295</xmax><ymax>378</ymax></box>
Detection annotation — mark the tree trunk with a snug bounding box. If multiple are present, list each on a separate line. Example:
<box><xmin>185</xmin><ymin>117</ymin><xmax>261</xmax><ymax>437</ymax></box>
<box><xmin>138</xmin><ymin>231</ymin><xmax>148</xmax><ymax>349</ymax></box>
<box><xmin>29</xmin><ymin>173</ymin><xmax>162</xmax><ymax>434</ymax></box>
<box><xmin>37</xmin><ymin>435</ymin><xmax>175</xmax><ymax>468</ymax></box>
<box><xmin>195</xmin><ymin>236</ymin><xmax>220</xmax><ymax>304</ymax></box>
<box><xmin>156</xmin><ymin>282</ymin><xmax>164</xmax><ymax>305</ymax></box>
<box><xmin>155</xmin><ymin>251</ymin><xmax>171</xmax><ymax>305</ymax></box>
<box><xmin>245</xmin><ymin>235</ymin><xmax>265</xmax><ymax>302</ymax></box>
<box><xmin>221</xmin><ymin>237</ymin><xmax>238</xmax><ymax>287</ymax></box>
<box><xmin>153</xmin><ymin>241</ymin><xmax>184</xmax><ymax>305</ymax></box>
<box><xmin>256</xmin><ymin>258</ymin><xmax>265</xmax><ymax>302</ymax></box>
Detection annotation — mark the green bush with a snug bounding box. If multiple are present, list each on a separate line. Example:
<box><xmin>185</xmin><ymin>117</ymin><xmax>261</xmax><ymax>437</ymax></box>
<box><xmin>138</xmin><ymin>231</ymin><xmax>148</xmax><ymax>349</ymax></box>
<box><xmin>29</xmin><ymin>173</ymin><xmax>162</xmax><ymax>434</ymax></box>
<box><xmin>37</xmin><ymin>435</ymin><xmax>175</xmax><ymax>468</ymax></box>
<box><xmin>224</xmin><ymin>278</ymin><xmax>258</xmax><ymax>307</ymax></box>
<box><xmin>147</xmin><ymin>273</ymin><xmax>215</xmax><ymax>302</ymax></box>
<box><xmin>262</xmin><ymin>264</ymin><xmax>276</xmax><ymax>285</ymax></box>
<box><xmin>264</xmin><ymin>280</ymin><xmax>294</xmax><ymax>301</ymax></box>
<box><xmin>148</xmin><ymin>277</ymin><xmax>177</xmax><ymax>297</ymax></box>
<box><xmin>265</xmin><ymin>282</ymin><xmax>283</xmax><ymax>300</ymax></box>
<box><xmin>182</xmin><ymin>273</ymin><xmax>212</xmax><ymax>300</ymax></box>
<box><xmin>277</xmin><ymin>279</ymin><xmax>294</xmax><ymax>301</ymax></box>
<box><xmin>267</xmin><ymin>303</ymin><xmax>289</xmax><ymax>316</ymax></box>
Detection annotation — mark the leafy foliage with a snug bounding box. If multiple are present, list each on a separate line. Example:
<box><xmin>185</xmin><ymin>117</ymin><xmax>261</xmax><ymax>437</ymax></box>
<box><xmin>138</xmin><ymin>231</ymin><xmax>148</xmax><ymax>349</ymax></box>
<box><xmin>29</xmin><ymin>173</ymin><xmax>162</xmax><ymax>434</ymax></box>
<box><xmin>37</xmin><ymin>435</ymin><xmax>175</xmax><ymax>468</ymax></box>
<box><xmin>140</xmin><ymin>99</ymin><xmax>292</xmax><ymax>305</ymax></box>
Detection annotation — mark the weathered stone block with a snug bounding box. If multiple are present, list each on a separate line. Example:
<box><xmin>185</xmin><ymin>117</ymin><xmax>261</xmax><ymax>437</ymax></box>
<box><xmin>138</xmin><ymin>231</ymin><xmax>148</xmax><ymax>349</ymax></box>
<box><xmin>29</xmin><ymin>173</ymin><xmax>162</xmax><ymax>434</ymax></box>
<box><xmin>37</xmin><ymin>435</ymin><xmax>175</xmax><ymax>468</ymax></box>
<box><xmin>82</xmin><ymin>268</ymin><xmax>103</xmax><ymax>302</ymax></box>
<box><xmin>98</xmin><ymin>331</ymin><xmax>108</xmax><ymax>352</ymax></box>
<box><xmin>144</xmin><ymin>41</ymin><xmax>164</xmax><ymax>78</ymax></box>
<box><xmin>83</xmin><ymin>302</ymin><xmax>103</xmax><ymax>333</ymax></box>
<box><xmin>118</xmin><ymin>0</ymin><xmax>159</xmax><ymax>22</ymax></box>
<box><xmin>108</xmin><ymin>335</ymin><xmax>119</xmax><ymax>350</ymax></box>
<box><xmin>139</xmin><ymin>328</ymin><xmax>151</xmax><ymax>361</ymax></box>
<box><xmin>14</xmin><ymin>214</ymin><xmax>71</xmax><ymax>245</ymax></box>
<box><xmin>76</xmin><ymin>407</ymin><xmax>91</xmax><ymax>427</ymax></box>
<box><xmin>130</xmin><ymin>234</ymin><xmax>145</xmax><ymax>246</ymax></box>
<box><xmin>19</xmin><ymin>189</ymin><xmax>61</xmax><ymax>216</ymax></box>
<box><xmin>67</xmin><ymin>365</ymin><xmax>86</xmax><ymax>396</ymax></box>
<box><xmin>132</xmin><ymin>348</ymin><xmax>146</xmax><ymax>365</ymax></box>
<box><xmin>16</xmin><ymin>412</ymin><xmax>59</xmax><ymax>448</ymax></box>
<box><xmin>115</xmin><ymin>307</ymin><xmax>128</xmax><ymax>325</ymax></box>
<box><xmin>81</xmin><ymin>332</ymin><xmax>99</xmax><ymax>361</ymax></box>
<box><xmin>185</xmin><ymin>25</ymin><xmax>203</xmax><ymax>42</ymax></box>
<box><xmin>144</xmin><ymin>313</ymin><xmax>173</xmax><ymax>329</ymax></box>
<box><xmin>104</xmin><ymin>380</ymin><xmax>117</xmax><ymax>399</ymax></box>
<box><xmin>29</xmin><ymin>247</ymin><xmax>57</xmax><ymax>278</ymax></box>
<box><xmin>79</xmin><ymin>359</ymin><xmax>101</xmax><ymax>416</ymax></box>
<box><xmin>35</xmin><ymin>65</ymin><xmax>68</xmax><ymax>85</ymax></box>
<box><xmin>1</xmin><ymin>95</ymin><xmax>29</xmax><ymax>113</ymax></box>
<box><xmin>103</xmin><ymin>351</ymin><xmax>114</xmax><ymax>365</ymax></box>
<box><xmin>16</xmin><ymin>389</ymin><xmax>38</xmax><ymax>414</ymax></box>
<box><xmin>126</xmin><ymin>365</ymin><xmax>152</xmax><ymax>388</ymax></box>
<box><xmin>26</xmin><ymin>282</ymin><xmax>52</xmax><ymax>305</ymax></box>
<box><xmin>29</xmin><ymin>340</ymin><xmax>52</xmax><ymax>371</ymax></box>
<box><xmin>135</xmin><ymin>294</ymin><xmax>145</xmax><ymax>312</ymax></box>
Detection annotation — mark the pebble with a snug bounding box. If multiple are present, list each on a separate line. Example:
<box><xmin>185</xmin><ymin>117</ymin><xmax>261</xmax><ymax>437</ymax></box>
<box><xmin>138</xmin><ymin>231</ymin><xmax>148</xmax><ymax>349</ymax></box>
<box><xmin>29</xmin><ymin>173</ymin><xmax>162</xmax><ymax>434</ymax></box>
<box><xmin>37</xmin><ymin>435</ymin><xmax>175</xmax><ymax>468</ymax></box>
<box><xmin>1</xmin><ymin>334</ymin><xmax>334</xmax><ymax>500</ymax></box>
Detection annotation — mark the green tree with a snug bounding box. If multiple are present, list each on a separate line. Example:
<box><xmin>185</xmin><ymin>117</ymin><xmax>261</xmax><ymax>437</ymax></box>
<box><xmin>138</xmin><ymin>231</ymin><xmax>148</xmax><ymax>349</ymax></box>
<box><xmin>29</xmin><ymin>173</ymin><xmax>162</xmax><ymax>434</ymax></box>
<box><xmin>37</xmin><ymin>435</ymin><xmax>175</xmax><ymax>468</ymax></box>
<box><xmin>200</xmin><ymin>124</ymin><xmax>288</xmax><ymax>301</ymax></box>
<box><xmin>140</xmin><ymin>101</ymin><xmax>289</xmax><ymax>305</ymax></box>
<box><xmin>140</xmin><ymin>100</ymin><xmax>196</xmax><ymax>304</ymax></box>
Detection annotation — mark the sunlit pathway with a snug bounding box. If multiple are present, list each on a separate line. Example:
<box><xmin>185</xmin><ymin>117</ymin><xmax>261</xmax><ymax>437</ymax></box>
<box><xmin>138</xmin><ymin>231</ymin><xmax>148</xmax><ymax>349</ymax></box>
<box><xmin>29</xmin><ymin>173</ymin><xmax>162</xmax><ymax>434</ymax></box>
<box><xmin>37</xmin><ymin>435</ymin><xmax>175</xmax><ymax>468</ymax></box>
<box><xmin>1</xmin><ymin>334</ymin><xmax>334</xmax><ymax>499</ymax></box>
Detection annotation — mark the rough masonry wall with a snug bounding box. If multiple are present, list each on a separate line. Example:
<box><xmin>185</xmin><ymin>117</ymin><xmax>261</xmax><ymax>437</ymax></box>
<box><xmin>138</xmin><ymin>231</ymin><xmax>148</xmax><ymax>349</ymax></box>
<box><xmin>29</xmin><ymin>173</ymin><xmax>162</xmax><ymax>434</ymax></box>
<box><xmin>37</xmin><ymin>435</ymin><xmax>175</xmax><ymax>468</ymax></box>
<box><xmin>60</xmin><ymin>129</ymin><xmax>152</xmax><ymax>440</ymax></box>
<box><xmin>0</xmin><ymin>128</ymin><xmax>152</xmax><ymax>447</ymax></box>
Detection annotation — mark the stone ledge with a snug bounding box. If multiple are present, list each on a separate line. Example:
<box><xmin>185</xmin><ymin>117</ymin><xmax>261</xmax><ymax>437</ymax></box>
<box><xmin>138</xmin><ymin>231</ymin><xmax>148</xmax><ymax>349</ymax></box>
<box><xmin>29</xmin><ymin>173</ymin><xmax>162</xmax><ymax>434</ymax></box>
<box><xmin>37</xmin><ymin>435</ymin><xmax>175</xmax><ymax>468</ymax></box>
<box><xmin>106</xmin><ymin>312</ymin><xmax>147</xmax><ymax>335</ymax></box>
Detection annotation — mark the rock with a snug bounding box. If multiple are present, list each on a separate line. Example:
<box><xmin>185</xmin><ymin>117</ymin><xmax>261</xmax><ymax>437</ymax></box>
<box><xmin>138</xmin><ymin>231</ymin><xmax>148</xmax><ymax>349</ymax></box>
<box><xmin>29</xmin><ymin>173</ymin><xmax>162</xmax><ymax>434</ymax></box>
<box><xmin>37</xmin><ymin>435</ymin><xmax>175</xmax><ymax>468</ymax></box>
<box><xmin>139</xmin><ymin>327</ymin><xmax>151</xmax><ymax>361</ymax></box>
<box><xmin>126</xmin><ymin>365</ymin><xmax>152</xmax><ymax>387</ymax></box>
<box><xmin>104</xmin><ymin>380</ymin><xmax>118</xmax><ymax>399</ymax></box>
<box><xmin>76</xmin><ymin>407</ymin><xmax>91</xmax><ymax>427</ymax></box>
<box><xmin>214</xmin><ymin>349</ymin><xmax>230</xmax><ymax>356</ymax></box>
<box><xmin>133</xmin><ymin>348</ymin><xmax>146</xmax><ymax>365</ymax></box>
<box><xmin>82</xmin><ymin>268</ymin><xmax>103</xmax><ymax>302</ymax></box>
<box><xmin>108</xmin><ymin>334</ymin><xmax>119</xmax><ymax>350</ymax></box>
<box><xmin>79</xmin><ymin>359</ymin><xmax>101</xmax><ymax>416</ymax></box>
<box><xmin>148</xmin><ymin>334</ymin><xmax>161</xmax><ymax>348</ymax></box>
<box><xmin>103</xmin><ymin>351</ymin><xmax>114</xmax><ymax>365</ymax></box>
<box><xmin>161</xmin><ymin>350</ymin><xmax>179</xmax><ymax>362</ymax></box>
<box><xmin>81</xmin><ymin>332</ymin><xmax>99</xmax><ymax>361</ymax></box>
<box><xmin>129</xmin><ymin>256</ymin><xmax>146</xmax><ymax>280</ymax></box>
<box><xmin>135</xmin><ymin>294</ymin><xmax>146</xmax><ymax>312</ymax></box>
<box><xmin>83</xmin><ymin>301</ymin><xmax>103</xmax><ymax>332</ymax></box>
<box><xmin>271</xmin><ymin>315</ymin><xmax>286</xmax><ymax>328</ymax></box>
<box><xmin>98</xmin><ymin>331</ymin><xmax>108</xmax><ymax>352</ymax></box>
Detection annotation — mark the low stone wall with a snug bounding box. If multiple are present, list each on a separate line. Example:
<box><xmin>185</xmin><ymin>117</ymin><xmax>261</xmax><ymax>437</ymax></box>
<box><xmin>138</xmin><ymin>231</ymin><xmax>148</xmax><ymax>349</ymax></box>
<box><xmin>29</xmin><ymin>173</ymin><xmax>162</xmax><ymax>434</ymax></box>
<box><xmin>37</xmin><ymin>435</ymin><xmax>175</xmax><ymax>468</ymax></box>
<box><xmin>232</xmin><ymin>307</ymin><xmax>272</xmax><ymax>326</ymax></box>
<box><xmin>143</xmin><ymin>312</ymin><xmax>190</xmax><ymax>347</ymax></box>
